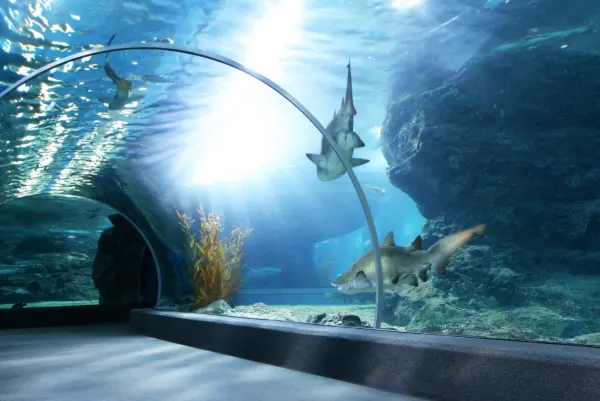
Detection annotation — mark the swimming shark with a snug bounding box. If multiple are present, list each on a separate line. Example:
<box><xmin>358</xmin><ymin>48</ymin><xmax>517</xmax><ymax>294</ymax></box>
<box><xmin>306</xmin><ymin>61</ymin><xmax>370</xmax><ymax>181</ymax></box>
<box><xmin>245</xmin><ymin>267</ymin><xmax>282</xmax><ymax>279</ymax></box>
<box><xmin>331</xmin><ymin>224</ymin><xmax>486</xmax><ymax>294</ymax></box>
<box><xmin>102</xmin><ymin>33</ymin><xmax>135</xmax><ymax>110</ymax></box>
<box><xmin>363</xmin><ymin>184</ymin><xmax>387</xmax><ymax>197</ymax></box>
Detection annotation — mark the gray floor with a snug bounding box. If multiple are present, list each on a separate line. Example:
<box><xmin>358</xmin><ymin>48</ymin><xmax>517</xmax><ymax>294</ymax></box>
<box><xmin>0</xmin><ymin>324</ymin><xmax>427</xmax><ymax>401</ymax></box>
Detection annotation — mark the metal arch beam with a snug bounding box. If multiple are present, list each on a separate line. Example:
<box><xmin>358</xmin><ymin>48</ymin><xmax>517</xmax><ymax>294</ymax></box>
<box><xmin>0</xmin><ymin>43</ymin><xmax>385</xmax><ymax>328</ymax></box>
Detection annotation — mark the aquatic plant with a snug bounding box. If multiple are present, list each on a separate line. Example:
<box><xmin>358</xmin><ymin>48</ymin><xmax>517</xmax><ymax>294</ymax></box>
<box><xmin>176</xmin><ymin>208</ymin><xmax>253</xmax><ymax>308</ymax></box>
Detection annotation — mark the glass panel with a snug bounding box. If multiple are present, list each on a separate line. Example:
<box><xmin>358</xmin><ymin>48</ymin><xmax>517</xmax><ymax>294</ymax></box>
<box><xmin>0</xmin><ymin>40</ymin><xmax>169</xmax><ymax>309</ymax></box>
<box><xmin>2</xmin><ymin>0</ymin><xmax>600</xmax><ymax>347</ymax></box>
<box><xmin>0</xmin><ymin>194</ymin><xmax>158</xmax><ymax>308</ymax></box>
<box><xmin>0</xmin><ymin>42</ymin><xmax>379</xmax><ymax>326</ymax></box>
<box><xmin>142</xmin><ymin>55</ymin><xmax>378</xmax><ymax>328</ymax></box>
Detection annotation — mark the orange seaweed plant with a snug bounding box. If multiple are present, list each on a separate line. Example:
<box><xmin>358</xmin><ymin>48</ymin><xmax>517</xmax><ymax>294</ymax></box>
<box><xmin>176</xmin><ymin>208</ymin><xmax>253</xmax><ymax>308</ymax></box>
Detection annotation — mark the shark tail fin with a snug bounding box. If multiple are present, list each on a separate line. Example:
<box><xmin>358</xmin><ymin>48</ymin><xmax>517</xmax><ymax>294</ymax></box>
<box><xmin>107</xmin><ymin>33</ymin><xmax>117</xmax><ymax>46</ymax></box>
<box><xmin>428</xmin><ymin>224</ymin><xmax>486</xmax><ymax>274</ymax></box>
<box><xmin>106</xmin><ymin>33</ymin><xmax>117</xmax><ymax>64</ymax></box>
<box><xmin>348</xmin><ymin>132</ymin><xmax>366</xmax><ymax>148</ymax></box>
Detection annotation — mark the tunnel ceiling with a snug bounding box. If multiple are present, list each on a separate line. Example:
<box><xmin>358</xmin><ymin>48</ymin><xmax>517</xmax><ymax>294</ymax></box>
<box><xmin>0</xmin><ymin>0</ymin><xmax>387</xmax><ymax>260</ymax></box>
<box><xmin>0</xmin><ymin>0</ymin><xmax>389</xmax><ymax>251</ymax></box>
<box><xmin>0</xmin><ymin>1</ymin><xmax>265</xmax><ymax>253</ymax></box>
<box><xmin>0</xmin><ymin>1</ymin><xmax>198</xmax><ymax>202</ymax></box>
<box><xmin>0</xmin><ymin>0</ymin><xmax>396</xmax><ymax>209</ymax></box>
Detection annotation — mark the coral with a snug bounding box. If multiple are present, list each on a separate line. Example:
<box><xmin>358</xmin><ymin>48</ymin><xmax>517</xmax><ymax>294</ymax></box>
<box><xmin>176</xmin><ymin>208</ymin><xmax>252</xmax><ymax>308</ymax></box>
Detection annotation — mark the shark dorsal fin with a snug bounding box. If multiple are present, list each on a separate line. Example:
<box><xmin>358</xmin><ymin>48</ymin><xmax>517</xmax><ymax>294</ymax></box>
<box><xmin>408</xmin><ymin>235</ymin><xmax>422</xmax><ymax>252</ymax></box>
<box><xmin>383</xmin><ymin>231</ymin><xmax>395</xmax><ymax>246</ymax></box>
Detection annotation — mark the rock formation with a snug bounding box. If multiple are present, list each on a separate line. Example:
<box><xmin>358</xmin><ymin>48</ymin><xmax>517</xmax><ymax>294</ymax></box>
<box><xmin>382</xmin><ymin>45</ymin><xmax>600</xmax><ymax>274</ymax></box>
<box><xmin>380</xmin><ymin>42</ymin><xmax>600</xmax><ymax>340</ymax></box>
<box><xmin>92</xmin><ymin>214</ymin><xmax>146</xmax><ymax>305</ymax></box>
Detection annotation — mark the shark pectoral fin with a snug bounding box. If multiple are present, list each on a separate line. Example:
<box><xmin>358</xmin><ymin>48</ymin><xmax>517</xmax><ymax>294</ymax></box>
<box><xmin>437</xmin><ymin>260</ymin><xmax>449</xmax><ymax>275</ymax></box>
<box><xmin>306</xmin><ymin>153</ymin><xmax>325</xmax><ymax>167</ymax></box>
<box><xmin>391</xmin><ymin>274</ymin><xmax>400</xmax><ymax>285</ymax></box>
<box><xmin>351</xmin><ymin>158</ymin><xmax>370</xmax><ymax>168</ymax></box>
<box><xmin>383</xmin><ymin>231</ymin><xmax>395</xmax><ymax>246</ymax></box>
<box><xmin>348</xmin><ymin>132</ymin><xmax>366</xmax><ymax>148</ymax></box>
<box><xmin>418</xmin><ymin>266</ymin><xmax>428</xmax><ymax>282</ymax></box>
<box><xmin>408</xmin><ymin>235</ymin><xmax>423</xmax><ymax>252</ymax></box>
<box><xmin>427</xmin><ymin>250</ymin><xmax>452</xmax><ymax>275</ymax></box>
<box><xmin>407</xmin><ymin>275</ymin><xmax>418</xmax><ymax>287</ymax></box>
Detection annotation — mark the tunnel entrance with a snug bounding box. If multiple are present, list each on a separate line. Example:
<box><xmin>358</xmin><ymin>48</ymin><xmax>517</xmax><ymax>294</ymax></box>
<box><xmin>0</xmin><ymin>195</ymin><xmax>159</xmax><ymax>309</ymax></box>
<box><xmin>92</xmin><ymin>213</ymin><xmax>159</xmax><ymax>307</ymax></box>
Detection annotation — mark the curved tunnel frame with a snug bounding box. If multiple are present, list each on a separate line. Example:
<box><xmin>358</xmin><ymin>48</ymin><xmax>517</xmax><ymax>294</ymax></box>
<box><xmin>0</xmin><ymin>44</ymin><xmax>385</xmax><ymax>328</ymax></box>
<box><xmin>0</xmin><ymin>193</ymin><xmax>163</xmax><ymax>307</ymax></box>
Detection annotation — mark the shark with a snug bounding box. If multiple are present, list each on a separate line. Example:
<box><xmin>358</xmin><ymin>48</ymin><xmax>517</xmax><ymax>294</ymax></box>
<box><xmin>363</xmin><ymin>184</ymin><xmax>387</xmax><ymax>197</ymax></box>
<box><xmin>101</xmin><ymin>33</ymin><xmax>138</xmax><ymax>110</ymax></box>
<box><xmin>306</xmin><ymin>61</ymin><xmax>370</xmax><ymax>181</ymax></box>
<box><xmin>245</xmin><ymin>267</ymin><xmax>282</xmax><ymax>279</ymax></box>
<box><xmin>331</xmin><ymin>224</ymin><xmax>486</xmax><ymax>294</ymax></box>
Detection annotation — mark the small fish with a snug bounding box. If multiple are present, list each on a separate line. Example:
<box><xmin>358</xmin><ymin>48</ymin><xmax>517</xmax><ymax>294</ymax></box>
<box><xmin>245</xmin><ymin>267</ymin><xmax>282</xmax><ymax>278</ymax></box>
<box><xmin>152</xmin><ymin>37</ymin><xmax>174</xmax><ymax>44</ymax></box>
<box><xmin>102</xmin><ymin>33</ymin><xmax>134</xmax><ymax>110</ymax></box>
<box><xmin>0</xmin><ymin>286</ymin><xmax>31</xmax><ymax>295</ymax></box>
<box><xmin>0</xmin><ymin>268</ymin><xmax>18</xmax><ymax>276</ymax></box>
<box><xmin>332</xmin><ymin>224</ymin><xmax>486</xmax><ymax>294</ymax></box>
<box><xmin>140</xmin><ymin>74</ymin><xmax>172</xmax><ymax>83</ymax></box>
<box><xmin>68</xmin><ymin>252</ymin><xmax>90</xmax><ymax>261</ymax></box>
<box><xmin>306</xmin><ymin>61</ymin><xmax>369</xmax><ymax>181</ymax></box>
<box><xmin>363</xmin><ymin>184</ymin><xmax>387</xmax><ymax>197</ymax></box>
<box><xmin>35</xmin><ymin>252</ymin><xmax>89</xmax><ymax>262</ymax></box>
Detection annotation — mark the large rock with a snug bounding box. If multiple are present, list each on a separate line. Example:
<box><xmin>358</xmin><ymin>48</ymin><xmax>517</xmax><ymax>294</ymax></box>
<box><xmin>380</xmin><ymin>44</ymin><xmax>600</xmax><ymax>341</ymax></box>
<box><xmin>382</xmin><ymin>45</ymin><xmax>600</xmax><ymax>275</ymax></box>
<box><xmin>387</xmin><ymin>0</ymin><xmax>600</xmax><ymax>102</ymax></box>
<box><xmin>92</xmin><ymin>214</ymin><xmax>147</xmax><ymax>305</ymax></box>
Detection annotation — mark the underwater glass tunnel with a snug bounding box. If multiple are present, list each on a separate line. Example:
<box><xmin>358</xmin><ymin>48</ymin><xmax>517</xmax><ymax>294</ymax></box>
<box><xmin>1</xmin><ymin>1</ymin><xmax>600</xmax><ymax>400</ymax></box>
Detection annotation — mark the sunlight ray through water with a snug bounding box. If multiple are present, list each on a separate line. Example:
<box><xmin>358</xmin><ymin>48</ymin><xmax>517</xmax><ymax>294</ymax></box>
<box><xmin>1</xmin><ymin>0</ymin><xmax>600</xmax><ymax>350</ymax></box>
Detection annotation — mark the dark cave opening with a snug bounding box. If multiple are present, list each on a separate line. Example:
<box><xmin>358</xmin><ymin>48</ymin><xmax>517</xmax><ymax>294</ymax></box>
<box><xmin>92</xmin><ymin>213</ymin><xmax>159</xmax><ymax>307</ymax></box>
